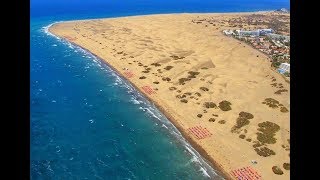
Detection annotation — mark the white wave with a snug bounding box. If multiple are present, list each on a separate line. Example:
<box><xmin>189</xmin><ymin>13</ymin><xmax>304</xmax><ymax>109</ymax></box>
<box><xmin>145</xmin><ymin>108</ymin><xmax>162</xmax><ymax>121</ymax></box>
<box><xmin>161</xmin><ymin>124</ymin><xmax>168</xmax><ymax>129</ymax></box>
<box><xmin>199</xmin><ymin>167</ymin><xmax>211</xmax><ymax>178</ymax></box>
<box><xmin>131</xmin><ymin>99</ymin><xmax>140</xmax><ymax>105</ymax></box>
<box><xmin>52</xmin><ymin>44</ymin><xmax>57</xmax><ymax>47</ymax></box>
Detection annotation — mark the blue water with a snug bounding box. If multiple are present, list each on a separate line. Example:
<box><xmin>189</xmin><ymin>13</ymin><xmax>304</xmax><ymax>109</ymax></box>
<box><xmin>31</xmin><ymin>0</ymin><xmax>289</xmax><ymax>179</ymax></box>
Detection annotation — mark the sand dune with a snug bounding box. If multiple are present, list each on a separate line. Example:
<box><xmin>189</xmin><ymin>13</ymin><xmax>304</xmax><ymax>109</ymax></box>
<box><xmin>50</xmin><ymin>11</ymin><xmax>290</xmax><ymax>180</ymax></box>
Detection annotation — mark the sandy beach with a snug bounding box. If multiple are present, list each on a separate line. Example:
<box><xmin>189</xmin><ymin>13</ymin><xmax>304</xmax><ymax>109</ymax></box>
<box><xmin>49</xmin><ymin>11</ymin><xmax>290</xmax><ymax>179</ymax></box>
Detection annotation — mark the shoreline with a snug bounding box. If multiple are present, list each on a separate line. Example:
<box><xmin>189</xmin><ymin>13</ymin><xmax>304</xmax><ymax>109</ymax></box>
<box><xmin>49</xmin><ymin>31</ymin><xmax>230</xmax><ymax>179</ymax></box>
<box><xmin>48</xmin><ymin>11</ymin><xmax>290</xmax><ymax>179</ymax></box>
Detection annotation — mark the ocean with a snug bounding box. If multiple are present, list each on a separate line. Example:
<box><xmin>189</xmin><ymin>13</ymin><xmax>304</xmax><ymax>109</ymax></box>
<box><xmin>30</xmin><ymin>0</ymin><xmax>290</xmax><ymax>179</ymax></box>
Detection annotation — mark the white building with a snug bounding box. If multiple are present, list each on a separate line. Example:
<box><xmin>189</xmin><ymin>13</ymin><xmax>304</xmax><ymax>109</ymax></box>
<box><xmin>223</xmin><ymin>30</ymin><xmax>234</xmax><ymax>36</ymax></box>
<box><xmin>238</xmin><ymin>28</ymin><xmax>274</xmax><ymax>37</ymax></box>
<box><xmin>239</xmin><ymin>30</ymin><xmax>260</xmax><ymax>37</ymax></box>
<box><xmin>278</xmin><ymin>63</ymin><xmax>290</xmax><ymax>73</ymax></box>
<box><xmin>258</xmin><ymin>29</ymin><xmax>274</xmax><ymax>36</ymax></box>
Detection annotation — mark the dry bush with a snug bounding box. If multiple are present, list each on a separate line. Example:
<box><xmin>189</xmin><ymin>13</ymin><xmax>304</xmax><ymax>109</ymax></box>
<box><xmin>176</xmin><ymin>94</ymin><xmax>186</xmax><ymax>99</ymax></box>
<box><xmin>200</xmin><ymin>87</ymin><xmax>209</xmax><ymax>91</ymax></box>
<box><xmin>272</xmin><ymin>166</ymin><xmax>283</xmax><ymax>175</ymax></box>
<box><xmin>283</xmin><ymin>163</ymin><xmax>290</xmax><ymax>170</ymax></box>
<box><xmin>164</xmin><ymin>66</ymin><xmax>174</xmax><ymax>70</ymax></box>
<box><xmin>209</xmin><ymin>118</ymin><xmax>215</xmax><ymax>122</ymax></box>
<box><xmin>218</xmin><ymin>120</ymin><xmax>226</xmax><ymax>124</ymax></box>
<box><xmin>255</xmin><ymin>147</ymin><xmax>276</xmax><ymax>157</ymax></box>
<box><xmin>169</xmin><ymin>87</ymin><xmax>176</xmax><ymax>91</ymax></box>
<box><xmin>218</xmin><ymin>100</ymin><xmax>232</xmax><ymax>111</ymax></box>
<box><xmin>139</xmin><ymin>76</ymin><xmax>146</xmax><ymax>79</ymax></box>
<box><xmin>162</xmin><ymin>77</ymin><xmax>171</xmax><ymax>81</ymax></box>
<box><xmin>151</xmin><ymin>63</ymin><xmax>161</xmax><ymax>67</ymax></box>
<box><xmin>280</xmin><ymin>107</ymin><xmax>289</xmax><ymax>113</ymax></box>
<box><xmin>170</xmin><ymin>55</ymin><xmax>185</xmax><ymax>60</ymax></box>
<box><xmin>239</xmin><ymin>134</ymin><xmax>246</xmax><ymax>139</ymax></box>
<box><xmin>203</xmin><ymin>102</ymin><xmax>217</xmax><ymax>108</ymax></box>
<box><xmin>180</xmin><ymin>99</ymin><xmax>188</xmax><ymax>103</ymax></box>
<box><xmin>239</xmin><ymin>112</ymin><xmax>254</xmax><ymax>119</ymax></box>
<box><xmin>274</xmin><ymin>89</ymin><xmax>288</xmax><ymax>94</ymax></box>
<box><xmin>153</xmin><ymin>81</ymin><xmax>159</xmax><ymax>84</ymax></box>
<box><xmin>197</xmin><ymin>114</ymin><xmax>202</xmax><ymax>118</ymax></box>
<box><xmin>179</xmin><ymin>78</ymin><xmax>189</xmax><ymax>85</ymax></box>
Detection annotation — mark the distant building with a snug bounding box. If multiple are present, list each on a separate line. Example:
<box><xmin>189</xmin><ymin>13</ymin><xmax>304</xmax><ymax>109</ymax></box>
<box><xmin>239</xmin><ymin>30</ymin><xmax>260</xmax><ymax>37</ymax></box>
<box><xmin>258</xmin><ymin>29</ymin><xmax>274</xmax><ymax>36</ymax></box>
<box><xmin>278</xmin><ymin>63</ymin><xmax>290</xmax><ymax>74</ymax></box>
<box><xmin>223</xmin><ymin>30</ymin><xmax>234</xmax><ymax>36</ymax></box>
<box><xmin>238</xmin><ymin>29</ymin><xmax>274</xmax><ymax>37</ymax></box>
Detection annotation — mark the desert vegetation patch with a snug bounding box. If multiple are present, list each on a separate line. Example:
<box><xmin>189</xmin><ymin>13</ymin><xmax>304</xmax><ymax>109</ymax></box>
<box><xmin>256</xmin><ymin>121</ymin><xmax>280</xmax><ymax>144</ymax></box>
<box><xmin>272</xmin><ymin>166</ymin><xmax>283</xmax><ymax>175</ymax></box>
<box><xmin>218</xmin><ymin>100</ymin><xmax>232</xmax><ymax>111</ymax></box>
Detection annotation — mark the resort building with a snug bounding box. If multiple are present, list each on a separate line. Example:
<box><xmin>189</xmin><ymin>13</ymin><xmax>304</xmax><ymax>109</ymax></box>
<box><xmin>278</xmin><ymin>62</ymin><xmax>290</xmax><ymax>74</ymax></box>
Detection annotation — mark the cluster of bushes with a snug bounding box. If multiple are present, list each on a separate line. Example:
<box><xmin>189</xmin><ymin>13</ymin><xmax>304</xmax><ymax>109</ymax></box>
<box><xmin>274</xmin><ymin>89</ymin><xmax>288</xmax><ymax>94</ymax></box>
<box><xmin>231</xmin><ymin>111</ymin><xmax>254</xmax><ymax>133</ymax></box>
<box><xmin>203</xmin><ymin>102</ymin><xmax>217</xmax><ymax>108</ymax></box>
<box><xmin>255</xmin><ymin>147</ymin><xmax>276</xmax><ymax>157</ymax></box>
<box><xmin>256</xmin><ymin>121</ymin><xmax>280</xmax><ymax>144</ymax></box>
<box><xmin>162</xmin><ymin>77</ymin><xmax>171</xmax><ymax>82</ymax></box>
<box><xmin>209</xmin><ymin>118</ymin><xmax>215</xmax><ymax>122</ymax></box>
<box><xmin>188</xmin><ymin>71</ymin><xmax>200</xmax><ymax>79</ymax></box>
<box><xmin>179</xmin><ymin>78</ymin><xmax>190</xmax><ymax>85</ymax></box>
<box><xmin>218</xmin><ymin>120</ymin><xmax>226</xmax><ymax>124</ymax></box>
<box><xmin>151</xmin><ymin>63</ymin><xmax>161</xmax><ymax>67</ymax></box>
<box><xmin>262</xmin><ymin>98</ymin><xmax>280</xmax><ymax>108</ymax></box>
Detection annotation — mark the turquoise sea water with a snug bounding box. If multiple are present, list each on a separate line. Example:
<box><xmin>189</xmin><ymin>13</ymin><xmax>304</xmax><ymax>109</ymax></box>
<box><xmin>31</xmin><ymin>0</ymin><xmax>289</xmax><ymax>179</ymax></box>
